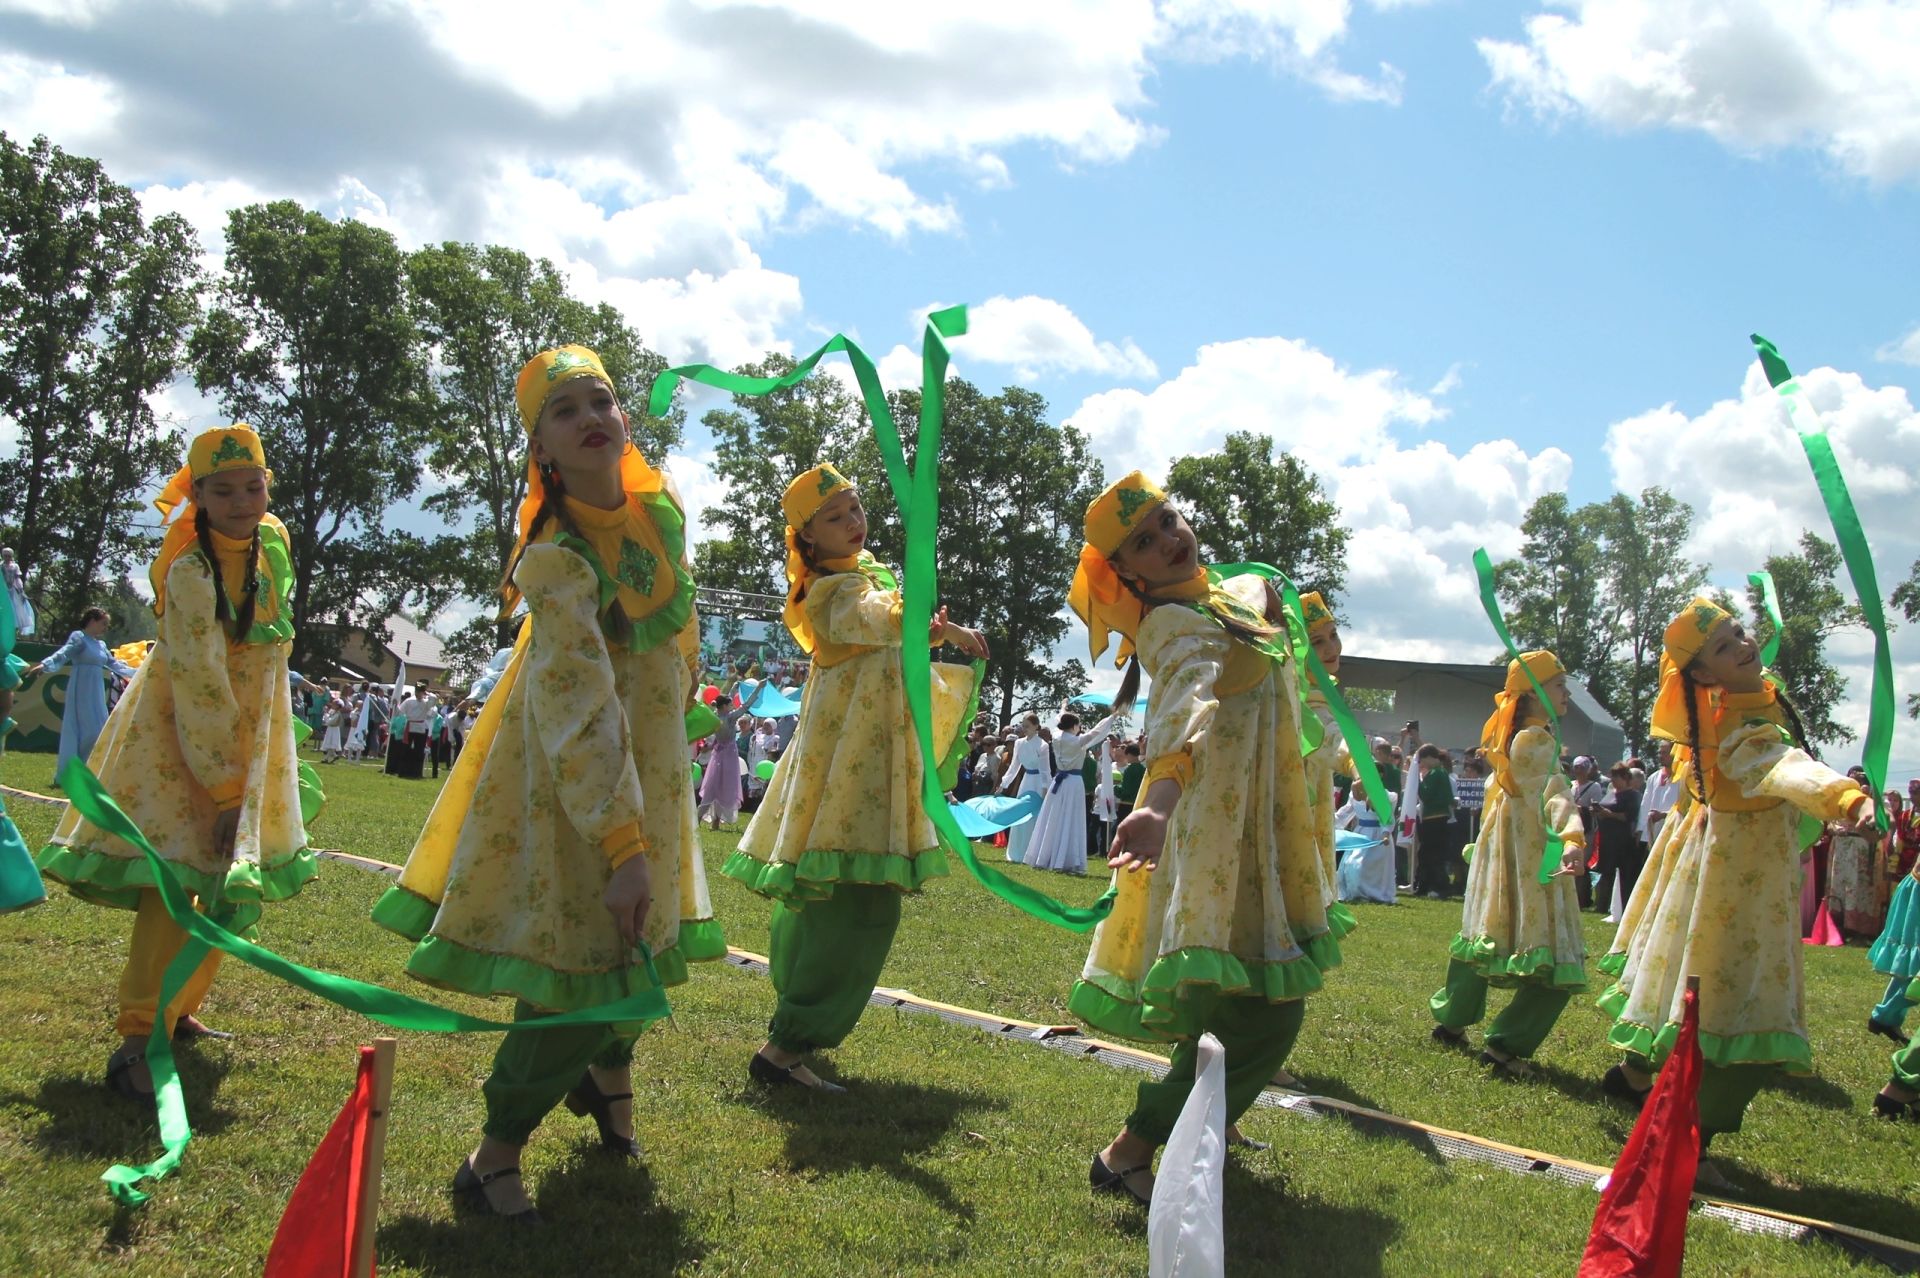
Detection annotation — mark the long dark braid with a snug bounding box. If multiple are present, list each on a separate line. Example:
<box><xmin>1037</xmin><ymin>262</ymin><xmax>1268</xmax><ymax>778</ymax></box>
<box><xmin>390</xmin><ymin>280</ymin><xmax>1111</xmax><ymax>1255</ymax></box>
<box><xmin>1775</xmin><ymin>687</ymin><xmax>1815</xmax><ymax>758</ymax></box>
<box><xmin>1681</xmin><ymin>666</ymin><xmax>1708</xmax><ymax>805</ymax></box>
<box><xmin>499</xmin><ymin>464</ymin><xmax>631</xmax><ymax>641</ymax></box>
<box><xmin>192</xmin><ymin>506</ymin><xmax>262</xmax><ymax>636</ymax></box>
<box><xmin>1504</xmin><ymin>691</ymin><xmax>1539</xmax><ymax>755</ymax></box>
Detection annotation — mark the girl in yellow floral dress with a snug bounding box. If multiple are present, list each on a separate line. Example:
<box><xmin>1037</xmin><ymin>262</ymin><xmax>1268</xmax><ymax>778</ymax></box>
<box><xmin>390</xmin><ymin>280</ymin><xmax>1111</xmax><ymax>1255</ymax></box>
<box><xmin>372</xmin><ymin>346</ymin><xmax>721</xmax><ymax>1223</ymax></box>
<box><xmin>1600</xmin><ymin>599</ymin><xmax>1872</xmax><ymax>1155</ymax></box>
<box><xmin>37</xmin><ymin>425</ymin><xmax>316</xmax><ymax>1099</ymax></box>
<box><xmin>1428</xmin><ymin>651</ymin><xmax>1588</xmax><ymax>1075</ymax></box>
<box><xmin>727</xmin><ymin>462</ymin><xmax>987</xmax><ymax>1092</ymax></box>
<box><xmin>1065</xmin><ymin>472</ymin><xmax>1338</xmax><ymax>1208</ymax></box>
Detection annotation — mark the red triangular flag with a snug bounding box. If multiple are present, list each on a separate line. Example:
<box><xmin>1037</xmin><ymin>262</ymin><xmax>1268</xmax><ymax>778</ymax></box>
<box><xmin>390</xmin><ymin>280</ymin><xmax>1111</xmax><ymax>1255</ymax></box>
<box><xmin>265</xmin><ymin>1046</ymin><xmax>377</xmax><ymax>1278</ymax></box>
<box><xmin>1579</xmin><ymin>985</ymin><xmax>1702</xmax><ymax>1278</ymax></box>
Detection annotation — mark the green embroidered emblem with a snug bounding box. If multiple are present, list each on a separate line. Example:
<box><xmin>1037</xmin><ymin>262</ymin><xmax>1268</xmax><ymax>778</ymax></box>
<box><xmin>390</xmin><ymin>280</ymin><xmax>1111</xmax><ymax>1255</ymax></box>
<box><xmin>209</xmin><ymin>434</ymin><xmax>253</xmax><ymax>466</ymax></box>
<box><xmin>816</xmin><ymin>466</ymin><xmax>845</xmax><ymax>496</ymax></box>
<box><xmin>1114</xmin><ymin>484</ymin><xmax>1153</xmax><ymax>526</ymax></box>
<box><xmin>1691</xmin><ymin>602</ymin><xmax>1722</xmax><ymax>632</ymax></box>
<box><xmin>615</xmin><ymin>538</ymin><xmax>658</xmax><ymax>595</ymax></box>
<box><xmin>545</xmin><ymin>350</ymin><xmax>593</xmax><ymax>382</ymax></box>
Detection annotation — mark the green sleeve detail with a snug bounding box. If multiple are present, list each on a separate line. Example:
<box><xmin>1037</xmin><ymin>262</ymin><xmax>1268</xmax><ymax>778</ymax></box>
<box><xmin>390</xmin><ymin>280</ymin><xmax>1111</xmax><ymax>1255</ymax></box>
<box><xmin>399</xmin><ymin>929</ymin><xmax>672</xmax><ymax>1021</ymax></box>
<box><xmin>719</xmin><ymin>845</ymin><xmax>949</xmax><ymax>903</ymax></box>
<box><xmin>1446</xmin><ymin>932</ymin><xmax>1587</xmax><ymax>991</ymax></box>
<box><xmin>1606</xmin><ymin>1018</ymin><xmax>1811</xmax><ymax>1076</ymax></box>
<box><xmin>36</xmin><ymin>839</ymin><xmax>317</xmax><ymax>938</ymax></box>
<box><xmin>1071</xmin><ymin>938</ymin><xmax>1339</xmax><ymax>1044</ymax></box>
<box><xmin>550</xmin><ymin>489</ymin><xmax>697</xmax><ymax>654</ymax></box>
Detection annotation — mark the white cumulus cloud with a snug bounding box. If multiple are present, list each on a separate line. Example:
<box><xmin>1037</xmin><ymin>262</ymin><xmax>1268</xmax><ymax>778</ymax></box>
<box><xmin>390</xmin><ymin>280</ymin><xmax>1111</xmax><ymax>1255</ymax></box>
<box><xmin>1479</xmin><ymin>0</ymin><xmax>1920</xmax><ymax>183</ymax></box>
<box><xmin>1877</xmin><ymin>324</ymin><xmax>1920</xmax><ymax>366</ymax></box>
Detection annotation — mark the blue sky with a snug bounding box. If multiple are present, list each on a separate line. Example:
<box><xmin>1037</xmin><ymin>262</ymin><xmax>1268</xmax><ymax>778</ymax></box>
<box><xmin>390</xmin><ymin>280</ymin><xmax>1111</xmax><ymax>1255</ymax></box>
<box><xmin>2</xmin><ymin>0</ymin><xmax>1916</xmax><ymax>775</ymax></box>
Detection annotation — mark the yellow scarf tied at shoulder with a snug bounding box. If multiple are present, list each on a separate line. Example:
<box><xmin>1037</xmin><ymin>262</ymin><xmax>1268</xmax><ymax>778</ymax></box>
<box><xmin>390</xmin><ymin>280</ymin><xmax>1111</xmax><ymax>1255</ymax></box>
<box><xmin>1479</xmin><ymin>649</ymin><xmax>1564</xmax><ymax>784</ymax></box>
<box><xmin>149</xmin><ymin>424</ymin><xmax>282</xmax><ymax>619</ymax></box>
<box><xmin>780</xmin><ymin>462</ymin><xmax>854</xmax><ymax>653</ymax></box>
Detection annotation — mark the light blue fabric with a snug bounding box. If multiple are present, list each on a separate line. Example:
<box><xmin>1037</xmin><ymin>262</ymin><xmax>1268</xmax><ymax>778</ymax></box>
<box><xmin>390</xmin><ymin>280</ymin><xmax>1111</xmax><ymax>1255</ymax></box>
<box><xmin>38</xmin><ymin>629</ymin><xmax>137</xmax><ymax>776</ymax></box>
<box><xmin>1870</xmin><ymin>874</ymin><xmax>1920</xmax><ymax>979</ymax></box>
<box><xmin>0</xmin><ymin>798</ymin><xmax>41</xmax><ymax>913</ymax></box>
<box><xmin>950</xmin><ymin>792</ymin><xmax>1042</xmax><ymax>840</ymax></box>
<box><xmin>1872</xmin><ymin>973</ymin><xmax>1913</xmax><ymax>1031</ymax></box>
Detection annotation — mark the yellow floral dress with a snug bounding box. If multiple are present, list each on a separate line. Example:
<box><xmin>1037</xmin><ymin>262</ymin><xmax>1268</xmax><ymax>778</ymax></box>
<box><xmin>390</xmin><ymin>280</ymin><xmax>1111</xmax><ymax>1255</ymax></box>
<box><xmin>1601</xmin><ymin>690</ymin><xmax>1868</xmax><ymax>1072</ymax></box>
<box><xmin>1069</xmin><ymin>574</ymin><xmax>1337</xmax><ymax>1042</ymax></box>
<box><xmin>1302</xmin><ymin>684</ymin><xmax>1355</xmax><ymax>923</ymax></box>
<box><xmin>38</xmin><ymin>528</ymin><xmax>315</xmax><ymax>934</ymax></box>
<box><xmin>372</xmin><ymin>489</ymin><xmax>723</xmax><ymax>1008</ymax></box>
<box><xmin>1595</xmin><ymin>765</ymin><xmax>1697</xmax><ymax>979</ymax></box>
<box><xmin>726</xmin><ymin>558</ymin><xmax>978</xmax><ymax>902</ymax></box>
<box><xmin>1447</xmin><ymin>723</ymin><xmax>1587</xmax><ymax>989</ymax></box>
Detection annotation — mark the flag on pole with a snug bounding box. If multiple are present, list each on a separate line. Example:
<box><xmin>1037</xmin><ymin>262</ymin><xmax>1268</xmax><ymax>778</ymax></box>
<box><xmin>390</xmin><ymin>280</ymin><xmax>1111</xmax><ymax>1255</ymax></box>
<box><xmin>1579</xmin><ymin>982</ymin><xmax>1703</xmax><ymax>1278</ymax></box>
<box><xmin>265</xmin><ymin>1041</ymin><xmax>395</xmax><ymax>1278</ymax></box>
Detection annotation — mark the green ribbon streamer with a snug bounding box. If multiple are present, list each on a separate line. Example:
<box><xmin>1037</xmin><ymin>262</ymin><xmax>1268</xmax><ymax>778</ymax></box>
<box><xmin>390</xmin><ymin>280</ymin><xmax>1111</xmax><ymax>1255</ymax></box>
<box><xmin>1751</xmin><ymin>334</ymin><xmax>1894</xmax><ymax>831</ymax></box>
<box><xmin>1472</xmin><ymin>549</ymin><xmax>1568</xmax><ymax>884</ymax></box>
<box><xmin>651</xmin><ymin>311</ymin><xmax>1114</xmax><ymax>930</ymax></box>
<box><xmin>1748</xmin><ymin>570</ymin><xmax>1784</xmax><ymax>670</ymax></box>
<box><xmin>1211</xmin><ymin>562</ymin><xmax>1395</xmax><ymax>833</ymax></box>
<box><xmin>60</xmin><ymin>761</ymin><xmax>670</xmax><ymax>1206</ymax></box>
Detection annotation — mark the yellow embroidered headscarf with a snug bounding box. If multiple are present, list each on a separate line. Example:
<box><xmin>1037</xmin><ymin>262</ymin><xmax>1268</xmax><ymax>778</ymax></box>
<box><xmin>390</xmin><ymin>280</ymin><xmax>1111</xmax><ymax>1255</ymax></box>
<box><xmin>1479</xmin><ymin>649</ymin><xmax>1563</xmax><ymax>779</ymax></box>
<box><xmin>1069</xmin><ymin>471</ymin><xmax>1208</xmax><ymax>666</ymax></box>
<box><xmin>1649</xmin><ymin>597</ymin><xmax>1733</xmax><ymax>744</ymax></box>
<box><xmin>504</xmin><ymin>345</ymin><xmax>664</xmax><ymax>611</ymax></box>
<box><xmin>780</xmin><ymin>463</ymin><xmax>856</xmax><ymax>653</ymax></box>
<box><xmin>150</xmin><ymin>425</ymin><xmax>282</xmax><ymax>617</ymax></box>
<box><xmin>1297</xmin><ymin>591</ymin><xmax>1336</xmax><ymax>635</ymax></box>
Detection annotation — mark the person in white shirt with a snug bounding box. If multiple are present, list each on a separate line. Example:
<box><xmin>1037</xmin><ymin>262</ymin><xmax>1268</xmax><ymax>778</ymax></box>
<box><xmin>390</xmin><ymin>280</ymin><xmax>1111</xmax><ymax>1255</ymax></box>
<box><xmin>394</xmin><ymin>684</ymin><xmax>434</xmax><ymax>779</ymax></box>
<box><xmin>1025</xmin><ymin>706</ymin><xmax>1120</xmax><ymax>875</ymax></box>
<box><xmin>1001</xmin><ymin>714</ymin><xmax>1050</xmax><ymax>864</ymax></box>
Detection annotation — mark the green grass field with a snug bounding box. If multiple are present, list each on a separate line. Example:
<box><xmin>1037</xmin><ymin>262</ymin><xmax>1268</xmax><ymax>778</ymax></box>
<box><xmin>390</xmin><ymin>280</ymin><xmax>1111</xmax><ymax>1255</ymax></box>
<box><xmin>2</xmin><ymin>751</ymin><xmax>1916</xmax><ymax>1276</ymax></box>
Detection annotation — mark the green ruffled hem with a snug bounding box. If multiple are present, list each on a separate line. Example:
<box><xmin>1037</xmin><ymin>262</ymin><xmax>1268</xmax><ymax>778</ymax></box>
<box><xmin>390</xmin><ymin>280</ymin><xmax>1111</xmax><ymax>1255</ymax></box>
<box><xmin>1446</xmin><ymin>932</ymin><xmax>1586</xmax><ymax>991</ymax></box>
<box><xmin>720</xmin><ymin>845</ymin><xmax>949</xmax><ymax>903</ymax></box>
<box><xmin>35</xmin><ymin>840</ymin><xmax>317</xmax><ymax>937</ymax></box>
<box><xmin>1595</xmin><ymin>950</ymin><xmax>1627</xmax><ymax>978</ymax></box>
<box><xmin>373</xmin><ymin>886</ymin><xmax>728</xmax><ymax>992</ymax></box>
<box><xmin>1595</xmin><ymin>981</ymin><xmax>1629</xmax><ymax>1019</ymax></box>
<box><xmin>1326</xmin><ymin>901</ymin><xmax>1358</xmax><ymax>941</ymax></box>
<box><xmin>551</xmin><ymin>488</ymin><xmax>696</xmax><ymax>655</ymax></box>
<box><xmin>401</xmin><ymin>932</ymin><xmax>671</xmax><ymax>1020</ymax></box>
<box><xmin>1070</xmin><ymin>937</ymin><xmax>1341</xmax><ymax>1044</ymax></box>
<box><xmin>1606</xmin><ymin>1018</ymin><xmax>1812</xmax><ymax>1075</ymax></box>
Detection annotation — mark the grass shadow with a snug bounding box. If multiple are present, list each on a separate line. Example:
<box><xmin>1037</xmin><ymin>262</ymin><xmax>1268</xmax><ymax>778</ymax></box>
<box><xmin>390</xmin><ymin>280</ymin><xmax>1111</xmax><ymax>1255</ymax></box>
<box><xmin>759</xmin><ymin>1076</ymin><xmax>1006</xmax><ymax>1223</ymax></box>
<box><xmin>4</xmin><ymin>1050</ymin><xmax>240</xmax><ymax>1159</ymax></box>
<box><xmin>377</xmin><ymin>1155</ymin><xmax>701</xmax><ymax>1277</ymax></box>
<box><xmin>1221</xmin><ymin>1159</ymin><xmax>1401</xmax><ymax>1277</ymax></box>
<box><xmin>1760</xmin><ymin>1070</ymin><xmax>1852</xmax><ymax>1112</ymax></box>
<box><xmin>1707</xmin><ymin>1161</ymin><xmax>1920</xmax><ymax>1245</ymax></box>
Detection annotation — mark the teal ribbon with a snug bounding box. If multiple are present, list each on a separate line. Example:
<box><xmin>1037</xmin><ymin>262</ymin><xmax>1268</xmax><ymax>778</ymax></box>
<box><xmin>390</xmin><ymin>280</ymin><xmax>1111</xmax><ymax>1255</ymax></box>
<box><xmin>651</xmin><ymin>312</ymin><xmax>1114</xmax><ymax>930</ymax></box>
<box><xmin>1210</xmin><ymin>563</ymin><xmax>1395</xmax><ymax>833</ymax></box>
<box><xmin>60</xmin><ymin>761</ymin><xmax>669</xmax><ymax>1206</ymax></box>
<box><xmin>1751</xmin><ymin>335</ymin><xmax>1894</xmax><ymax>831</ymax></box>
<box><xmin>1473</xmin><ymin>549</ymin><xmax>1568</xmax><ymax>884</ymax></box>
<box><xmin>1748</xmin><ymin>570</ymin><xmax>1784</xmax><ymax>670</ymax></box>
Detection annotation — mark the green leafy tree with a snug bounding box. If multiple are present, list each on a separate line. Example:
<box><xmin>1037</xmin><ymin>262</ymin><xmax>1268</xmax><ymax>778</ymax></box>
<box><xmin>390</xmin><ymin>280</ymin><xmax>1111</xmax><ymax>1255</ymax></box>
<box><xmin>1748</xmin><ymin>530</ymin><xmax>1864</xmax><ymax>748</ymax></box>
<box><xmin>438</xmin><ymin>613</ymin><xmax>504</xmax><ymax>695</ymax></box>
<box><xmin>0</xmin><ymin>133</ymin><xmax>202</xmax><ymax>624</ymax></box>
<box><xmin>1593</xmin><ymin>488</ymin><xmax>1710</xmax><ymax>752</ymax></box>
<box><xmin>1894</xmin><ymin>558</ymin><xmax>1920</xmax><ymax>720</ymax></box>
<box><xmin>407</xmin><ymin>243</ymin><xmax>681</xmax><ymax>620</ymax></box>
<box><xmin>1164</xmin><ymin>431</ymin><xmax>1349</xmax><ymax>601</ymax></box>
<box><xmin>1494</xmin><ymin>493</ymin><xmax>1621</xmax><ymax>717</ymax></box>
<box><xmin>190</xmin><ymin>201</ymin><xmax>444</xmax><ymax>671</ymax></box>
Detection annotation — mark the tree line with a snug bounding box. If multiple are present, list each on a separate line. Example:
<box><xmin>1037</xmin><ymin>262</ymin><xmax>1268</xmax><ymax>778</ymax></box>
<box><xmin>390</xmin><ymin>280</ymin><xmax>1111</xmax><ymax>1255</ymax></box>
<box><xmin>0</xmin><ymin>132</ymin><xmax>1352</xmax><ymax>711</ymax></box>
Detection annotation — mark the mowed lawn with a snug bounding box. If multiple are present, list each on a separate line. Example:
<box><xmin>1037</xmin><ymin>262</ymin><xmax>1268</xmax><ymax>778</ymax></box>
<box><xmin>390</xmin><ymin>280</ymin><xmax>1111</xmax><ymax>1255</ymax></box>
<box><xmin>2</xmin><ymin>750</ymin><xmax>1917</xmax><ymax>1277</ymax></box>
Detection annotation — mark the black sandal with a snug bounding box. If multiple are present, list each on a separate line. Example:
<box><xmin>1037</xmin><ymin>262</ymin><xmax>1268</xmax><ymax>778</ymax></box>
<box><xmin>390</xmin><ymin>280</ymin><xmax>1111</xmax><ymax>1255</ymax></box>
<box><xmin>104</xmin><ymin>1046</ymin><xmax>153</xmax><ymax>1101</ymax></box>
<box><xmin>1089</xmin><ymin>1151</ymin><xmax>1152</xmax><ymax>1207</ymax></box>
<box><xmin>1601</xmin><ymin>1064</ymin><xmax>1651</xmax><ymax>1111</ymax></box>
<box><xmin>1479</xmin><ymin>1050</ymin><xmax>1535</xmax><ymax>1079</ymax></box>
<box><xmin>1873</xmin><ymin>1091</ymin><xmax>1919</xmax><ymax>1121</ymax></box>
<box><xmin>1869</xmin><ymin>1019</ymin><xmax>1912</xmax><ymax>1047</ymax></box>
<box><xmin>1431</xmin><ymin>1024</ymin><xmax>1467</xmax><ymax>1047</ymax></box>
<box><xmin>452</xmin><ymin>1158</ymin><xmax>542</xmax><ymax>1226</ymax></box>
<box><xmin>565</xmin><ymin>1071</ymin><xmax>643</xmax><ymax>1157</ymax></box>
<box><xmin>749</xmin><ymin>1051</ymin><xmax>847</xmax><ymax>1094</ymax></box>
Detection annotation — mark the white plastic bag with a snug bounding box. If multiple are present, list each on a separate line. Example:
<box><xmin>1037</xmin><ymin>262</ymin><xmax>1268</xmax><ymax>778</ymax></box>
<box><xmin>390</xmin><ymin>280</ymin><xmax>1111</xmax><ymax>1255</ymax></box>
<box><xmin>1148</xmin><ymin>1032</ymin><xmax>1226</xmax><ymax>1278</ymax></box>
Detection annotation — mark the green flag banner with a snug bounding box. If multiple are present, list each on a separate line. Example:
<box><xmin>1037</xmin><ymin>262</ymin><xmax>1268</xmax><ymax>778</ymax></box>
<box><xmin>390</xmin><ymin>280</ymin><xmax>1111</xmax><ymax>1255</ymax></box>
<box><xmin>651</xmin><ymin>311</ymin><xmax>1115</xmax><ymax>930</ymax></box>
<box><xmin>59</xmin><ymin>761</ymin><xmax>670</xmax><ymax>1206</ymax></box>
<box><xmin>1751</xmin><ymin>334</ymin><xmax>1894</xmax><ymax>831</ymax></box>
<box><xmin>1472</xmin><ymin>549</ymin><xmax>1568</xmax><ymax>884</ymax></box>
